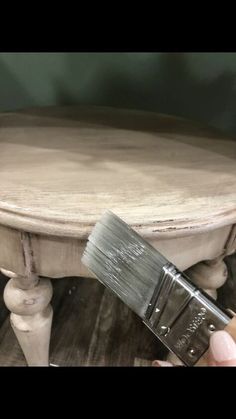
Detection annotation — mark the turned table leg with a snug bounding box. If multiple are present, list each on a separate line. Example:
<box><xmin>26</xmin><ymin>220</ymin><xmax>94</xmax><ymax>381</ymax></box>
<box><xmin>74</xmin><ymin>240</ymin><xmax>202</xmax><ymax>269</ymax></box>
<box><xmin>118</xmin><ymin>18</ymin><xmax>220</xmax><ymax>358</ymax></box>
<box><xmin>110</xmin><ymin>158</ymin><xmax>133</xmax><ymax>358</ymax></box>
<box><xmin>166</xmin><ymin>256</ymin><xmax>228</xmax><ymax>366</ymax></box>
<box><xmin>1</xmin><ymin>268</ymin><xmax>53</xmax><ymax>366</ymax></box>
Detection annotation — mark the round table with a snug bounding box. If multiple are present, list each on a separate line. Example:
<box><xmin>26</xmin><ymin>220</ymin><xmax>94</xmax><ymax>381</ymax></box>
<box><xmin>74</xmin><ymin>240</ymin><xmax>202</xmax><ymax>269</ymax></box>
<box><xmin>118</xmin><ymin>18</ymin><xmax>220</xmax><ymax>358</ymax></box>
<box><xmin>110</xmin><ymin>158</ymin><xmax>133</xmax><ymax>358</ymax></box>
<box><xmin>0</xmin><ymin>106</ymin><xmax>236</xmax><ymax>366</ymax></box>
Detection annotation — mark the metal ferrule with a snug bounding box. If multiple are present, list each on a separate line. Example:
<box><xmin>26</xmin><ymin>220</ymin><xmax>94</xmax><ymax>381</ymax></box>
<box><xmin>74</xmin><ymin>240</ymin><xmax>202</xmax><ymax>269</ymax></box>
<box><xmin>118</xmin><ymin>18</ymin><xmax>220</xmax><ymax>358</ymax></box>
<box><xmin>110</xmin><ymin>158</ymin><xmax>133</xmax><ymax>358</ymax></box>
<box><xmin>143</xmin><ymin>263</ymin><xmax>231</xmax><ymax>366</ymax></box>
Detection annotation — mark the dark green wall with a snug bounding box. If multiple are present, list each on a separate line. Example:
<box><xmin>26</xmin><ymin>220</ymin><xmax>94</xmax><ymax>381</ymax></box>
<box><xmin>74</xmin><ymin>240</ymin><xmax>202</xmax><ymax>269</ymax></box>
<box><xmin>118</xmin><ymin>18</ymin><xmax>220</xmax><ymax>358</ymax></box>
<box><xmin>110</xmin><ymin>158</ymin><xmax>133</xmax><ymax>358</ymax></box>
<box><xmin>1</xmin><ymin>53</ymin><xmax>236</xmax><ymax>135</ymax></box>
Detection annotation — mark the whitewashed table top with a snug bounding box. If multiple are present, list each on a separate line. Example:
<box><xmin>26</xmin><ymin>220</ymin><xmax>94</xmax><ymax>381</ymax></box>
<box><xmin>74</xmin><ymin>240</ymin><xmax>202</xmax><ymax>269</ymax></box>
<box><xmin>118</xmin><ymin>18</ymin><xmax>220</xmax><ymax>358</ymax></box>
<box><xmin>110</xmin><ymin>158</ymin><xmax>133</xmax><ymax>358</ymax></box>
<box><xmin>0</xmin><ymin>105</ymin><xmax>236</xmax><ymax>239</ymax></box>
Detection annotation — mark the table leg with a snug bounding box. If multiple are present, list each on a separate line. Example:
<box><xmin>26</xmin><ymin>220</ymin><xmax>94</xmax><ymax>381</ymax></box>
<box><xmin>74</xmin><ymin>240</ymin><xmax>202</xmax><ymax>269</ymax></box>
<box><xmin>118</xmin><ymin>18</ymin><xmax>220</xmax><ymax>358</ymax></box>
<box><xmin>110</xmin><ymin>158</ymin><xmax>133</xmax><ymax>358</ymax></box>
<box><xmin>166</xmin><ymin>256</ymin><xmax>228</xmax><ymax>366</ymax></box>
<box><xmin>2</xmin><ymin>268</ymin><xmax>53</xmax><ymax>366</ymax></box>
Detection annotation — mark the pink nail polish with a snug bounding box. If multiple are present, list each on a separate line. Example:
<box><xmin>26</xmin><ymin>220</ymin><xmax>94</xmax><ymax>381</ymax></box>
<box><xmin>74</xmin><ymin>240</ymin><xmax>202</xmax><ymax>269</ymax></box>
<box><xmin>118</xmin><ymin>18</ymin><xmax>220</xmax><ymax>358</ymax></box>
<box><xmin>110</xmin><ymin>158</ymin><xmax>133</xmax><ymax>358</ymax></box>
<box><xmin>210</xmin><ymin>331</ymin><xmax>236</xmax><ymax>363</ymax></box>
<box><xmin>152</xmin><ymin>360</ymin><xmax>173</xmax><ymax>367</ymax></box>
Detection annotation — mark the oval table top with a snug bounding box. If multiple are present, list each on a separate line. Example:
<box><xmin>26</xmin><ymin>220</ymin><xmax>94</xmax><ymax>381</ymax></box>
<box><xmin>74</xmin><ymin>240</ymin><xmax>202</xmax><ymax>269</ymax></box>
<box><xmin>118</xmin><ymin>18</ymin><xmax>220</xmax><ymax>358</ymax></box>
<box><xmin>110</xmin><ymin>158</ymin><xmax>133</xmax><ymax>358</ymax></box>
<box><xmin>0</xmin><ymin>105</ymin><xmax>236</xmax><ymax>239</ymax></box>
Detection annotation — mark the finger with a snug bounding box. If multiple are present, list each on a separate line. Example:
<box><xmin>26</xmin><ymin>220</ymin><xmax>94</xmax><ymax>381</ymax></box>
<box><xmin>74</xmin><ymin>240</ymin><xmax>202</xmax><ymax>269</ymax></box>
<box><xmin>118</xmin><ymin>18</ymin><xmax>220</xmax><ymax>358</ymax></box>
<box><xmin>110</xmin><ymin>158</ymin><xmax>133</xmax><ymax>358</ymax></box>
<box><xmin>152</xmin><ymin>360</ymin><xmax>173</xmax><ymax>367</ymax></box>
<box><xmin>209</xmin><ymin>330</ymin><xmax>236</xmax><ymax>366</ymax></box>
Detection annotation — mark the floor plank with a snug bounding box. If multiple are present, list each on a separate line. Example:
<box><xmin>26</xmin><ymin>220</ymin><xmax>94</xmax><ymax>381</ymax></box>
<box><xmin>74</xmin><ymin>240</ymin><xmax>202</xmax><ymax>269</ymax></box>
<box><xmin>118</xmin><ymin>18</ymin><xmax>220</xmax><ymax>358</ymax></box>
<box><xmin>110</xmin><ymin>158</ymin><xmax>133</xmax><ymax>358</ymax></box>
<box><xmin>0</xmin><ymin>253</ymin><xmax>235</xmax><ymax>366</ymax></box>
<box><xmin>0</xmin><ymin>275</ymin><xmax>167</xmax><ymax>366</ymax></box>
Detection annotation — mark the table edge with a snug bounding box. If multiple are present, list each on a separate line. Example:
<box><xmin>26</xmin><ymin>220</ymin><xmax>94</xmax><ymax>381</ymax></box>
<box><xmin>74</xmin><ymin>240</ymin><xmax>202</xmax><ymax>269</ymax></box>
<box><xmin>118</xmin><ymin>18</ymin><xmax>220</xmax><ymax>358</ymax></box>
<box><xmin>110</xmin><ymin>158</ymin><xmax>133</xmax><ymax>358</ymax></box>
<box><xmin>0</xmin><ymin>204</ymin><xmax>235</xmax><ymax>239</ymax></box>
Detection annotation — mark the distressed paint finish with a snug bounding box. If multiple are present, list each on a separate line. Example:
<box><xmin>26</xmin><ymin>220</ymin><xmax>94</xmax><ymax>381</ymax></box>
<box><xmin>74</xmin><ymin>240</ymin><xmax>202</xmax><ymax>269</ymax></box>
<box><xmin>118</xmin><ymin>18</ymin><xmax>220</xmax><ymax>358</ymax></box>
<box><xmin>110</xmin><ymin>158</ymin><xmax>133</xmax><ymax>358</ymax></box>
<box><xmin>0</xmin><ymin>106</ymin><xmax>236</xmax><ymax>239</ymax></box>
<box><xmin>1</xmin><ymin>232</ymin><xmax>53</xmax><ymax>366</ymax></box>
<box><xmin>0</xmin><ymin>224</ymin><xmax>233</xmax><ymax>278</ymax></box>
<box><xmin>0</xmin><ymin>106</ymin><xmax>235</xmax><ymax>366</ymax></box>
<box><xmin>0</xmin><ymin>258</ymin><xmax>235</xmax><ymax>367</ymax></box>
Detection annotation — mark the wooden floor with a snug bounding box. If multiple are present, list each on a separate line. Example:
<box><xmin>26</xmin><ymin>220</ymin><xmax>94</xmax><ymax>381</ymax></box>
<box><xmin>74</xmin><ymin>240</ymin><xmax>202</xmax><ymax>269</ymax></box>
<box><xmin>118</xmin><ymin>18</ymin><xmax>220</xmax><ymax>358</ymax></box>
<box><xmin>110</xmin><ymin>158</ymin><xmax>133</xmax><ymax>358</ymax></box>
<box><xmin>0</xmin><ymin>254</ymin><xmax>235</xmax><ymax>367</ymax></box>
<box><xmin>0</xmin><ymin>275</ymin><xmax>167</xmax><ymax>366</ymax></box>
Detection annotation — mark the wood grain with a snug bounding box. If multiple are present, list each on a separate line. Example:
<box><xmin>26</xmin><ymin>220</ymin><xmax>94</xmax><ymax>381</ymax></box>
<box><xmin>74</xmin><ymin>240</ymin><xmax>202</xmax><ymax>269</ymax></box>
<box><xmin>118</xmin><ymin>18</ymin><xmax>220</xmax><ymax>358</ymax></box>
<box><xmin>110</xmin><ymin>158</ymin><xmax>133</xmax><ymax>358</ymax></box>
<box><xmin>0</xmin><ymin>254</ymin><xmax>235</xmax><ymax>367</ymax></box>
<box><xmin>0</xmin><ymin>105</ymin><xmax>235</xmax><ymax>366</ymax></box>
<box><xmin>0</xmin><ymin>219</ymin><xmax>232</xmax><ymax>278</ymax></box>
<box><xmin>0</xmin><ymin>273</ymin><xmax>167</xmax><ymax>366</ymax></box>
<box><xmin>0</xmin><ymin>106</ymin><xmax>236</xmax><ymax>240</ymax></box>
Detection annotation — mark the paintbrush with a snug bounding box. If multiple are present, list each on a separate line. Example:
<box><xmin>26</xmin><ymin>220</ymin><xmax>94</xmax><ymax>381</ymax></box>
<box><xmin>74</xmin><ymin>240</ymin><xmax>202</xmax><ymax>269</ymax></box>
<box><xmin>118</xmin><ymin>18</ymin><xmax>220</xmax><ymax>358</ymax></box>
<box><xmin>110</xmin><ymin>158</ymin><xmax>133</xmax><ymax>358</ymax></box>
<box><xmin>82</xmin><ymin>211</ymin><xmax>233</xmax><ymax>366</ymax></box>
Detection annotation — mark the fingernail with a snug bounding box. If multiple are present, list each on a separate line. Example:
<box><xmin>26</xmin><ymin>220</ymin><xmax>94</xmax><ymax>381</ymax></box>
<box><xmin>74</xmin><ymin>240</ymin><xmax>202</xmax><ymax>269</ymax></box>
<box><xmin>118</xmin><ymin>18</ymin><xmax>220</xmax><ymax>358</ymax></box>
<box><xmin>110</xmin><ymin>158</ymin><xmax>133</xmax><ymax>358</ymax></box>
<box><xmin>152</xmin><ymin>360</ymin><xmax>173</xmax><ymax>367</ymax></box>
<box><xmin>210</xmin><ymin>331</ymin><xmax>236</xmax><ymax>363</ymax></box>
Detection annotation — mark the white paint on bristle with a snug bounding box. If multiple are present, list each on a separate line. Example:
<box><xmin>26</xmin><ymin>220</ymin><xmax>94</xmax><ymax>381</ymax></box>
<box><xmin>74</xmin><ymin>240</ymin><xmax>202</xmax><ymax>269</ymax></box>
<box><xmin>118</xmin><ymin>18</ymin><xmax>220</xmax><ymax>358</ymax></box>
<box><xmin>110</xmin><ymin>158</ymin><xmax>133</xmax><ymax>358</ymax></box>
<box><xmin>82</xmin><ymin>211</ymin><xmax>168</xmax><ymax>317</ymax></box>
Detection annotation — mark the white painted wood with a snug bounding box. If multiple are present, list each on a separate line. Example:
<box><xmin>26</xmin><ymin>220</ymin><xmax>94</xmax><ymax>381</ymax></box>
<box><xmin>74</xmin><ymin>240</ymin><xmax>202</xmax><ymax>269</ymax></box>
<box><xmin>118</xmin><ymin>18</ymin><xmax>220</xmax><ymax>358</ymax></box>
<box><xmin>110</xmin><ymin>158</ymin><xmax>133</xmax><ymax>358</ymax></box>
<box><xmin>185</xmin><ymin>259</ymin><xmax>228</xmax><ymax>290</ymax></box>
<box><xmin>3</xmin><ymin>273</ymin><xmax>53</xmax><ymax>366</ymax></box>
<box><xmin>0</xmin><ymin>106</ymin><xmax>235</xmax><ymax>240</ymax></box>
<box><xmin>0</xmin><ymin>106</ymin><xmax>235</xmax><ymax>366</ymax></box>
<box><xmin>0</xmin><ymin>224</ymin><xmax>233</xmax><ymax>278</ymax></box>
<box><xmin>10</xmin><ymin>305</ymin><xmax>53</xmax><ymax>366</ymax></box>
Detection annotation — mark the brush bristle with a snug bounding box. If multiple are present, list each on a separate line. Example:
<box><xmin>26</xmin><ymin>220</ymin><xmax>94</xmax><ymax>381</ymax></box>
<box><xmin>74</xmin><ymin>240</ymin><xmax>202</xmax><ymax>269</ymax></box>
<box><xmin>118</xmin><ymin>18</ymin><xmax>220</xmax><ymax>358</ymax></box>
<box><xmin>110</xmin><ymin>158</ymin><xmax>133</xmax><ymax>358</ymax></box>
<box><xmin>82</xmin><ymin>211</ymin><xmax>168</xmax><ymax>318</ymax></box>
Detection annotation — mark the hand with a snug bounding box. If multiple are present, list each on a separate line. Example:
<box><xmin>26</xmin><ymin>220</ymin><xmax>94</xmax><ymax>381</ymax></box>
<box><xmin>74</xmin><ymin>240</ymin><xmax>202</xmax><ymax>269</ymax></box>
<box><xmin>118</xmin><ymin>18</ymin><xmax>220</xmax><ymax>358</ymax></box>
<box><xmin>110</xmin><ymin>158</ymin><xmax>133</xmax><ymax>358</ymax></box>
<box><xmin>152</xmin><ymin>330</ymin><xmax>236</xmax><ymax>366</ymax></box>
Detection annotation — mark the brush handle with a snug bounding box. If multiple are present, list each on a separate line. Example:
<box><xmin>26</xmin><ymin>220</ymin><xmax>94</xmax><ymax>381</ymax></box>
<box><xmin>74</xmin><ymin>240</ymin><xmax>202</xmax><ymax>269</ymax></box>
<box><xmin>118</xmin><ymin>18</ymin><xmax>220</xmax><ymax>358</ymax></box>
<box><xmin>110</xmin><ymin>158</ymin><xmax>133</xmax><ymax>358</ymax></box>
<box><xmin>196</xmin><ymin>315</ymin><xmax>236</xmax><ymax>366</ymax></box>
<box><xmin>145</xmin><ymin>265</ymin><xmax>232</xmax><ymax>366</ymax></box>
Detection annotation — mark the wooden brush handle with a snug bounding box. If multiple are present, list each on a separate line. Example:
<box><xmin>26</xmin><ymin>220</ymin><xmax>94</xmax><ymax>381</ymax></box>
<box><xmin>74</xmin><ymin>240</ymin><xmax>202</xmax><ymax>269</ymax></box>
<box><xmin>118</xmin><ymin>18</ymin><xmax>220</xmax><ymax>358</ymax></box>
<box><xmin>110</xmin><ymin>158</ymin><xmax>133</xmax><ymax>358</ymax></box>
<box><xmin>196</xmin><ymin>316</ymin><xmax>236</xmax><ymax>366</ymax></box>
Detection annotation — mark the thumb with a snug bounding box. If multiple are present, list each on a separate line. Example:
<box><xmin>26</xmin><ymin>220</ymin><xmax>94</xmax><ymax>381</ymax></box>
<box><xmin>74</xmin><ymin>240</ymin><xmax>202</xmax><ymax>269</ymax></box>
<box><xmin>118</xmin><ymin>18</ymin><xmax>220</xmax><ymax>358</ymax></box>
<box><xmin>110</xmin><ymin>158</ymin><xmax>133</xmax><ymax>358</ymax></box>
<box><xmin>209</xmin><ymin>330</ymin><xmax>236</xmax><ymax>366</ymax></box>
